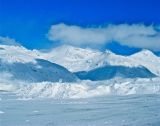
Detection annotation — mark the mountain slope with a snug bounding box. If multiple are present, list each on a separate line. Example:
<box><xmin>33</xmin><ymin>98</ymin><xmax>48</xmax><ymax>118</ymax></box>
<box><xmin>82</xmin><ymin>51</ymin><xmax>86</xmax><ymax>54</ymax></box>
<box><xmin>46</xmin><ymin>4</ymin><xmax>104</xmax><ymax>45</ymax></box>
<box><xmin>40</xmin><ymin>45</ymin><xmax>160</xmax><ymax>76</ymax></box>
<box><xmin>75</xmin><ymin>65</ymin><xmax>156</xmax><ymax>81</ymax></box>
<box><xmin>39</xmin><ymin>45</ymin><xmax>101</xmax><ymax>72</ymax></box>
<box><xmin>0</xmin><ymin>45</ymin><xmax>77</xmax><ymax>83</ymax></box>
<box><xmin>0</xmin><ymin>44</ymin><xmax>158</xmax><ymax>83</ymax></box>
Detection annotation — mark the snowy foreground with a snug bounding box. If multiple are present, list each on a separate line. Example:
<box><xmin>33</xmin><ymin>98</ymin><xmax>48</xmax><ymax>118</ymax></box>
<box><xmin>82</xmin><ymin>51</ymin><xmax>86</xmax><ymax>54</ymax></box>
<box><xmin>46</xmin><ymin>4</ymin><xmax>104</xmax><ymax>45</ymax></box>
<box><xmin>1</xmin><ymin>93</ymin><xmax>160</xmax><ymax>126</ymax></box>
<box><xmin>1</xmin><ymin>78</ymin><xmax>160</xmax><ymax>126</ymax></box>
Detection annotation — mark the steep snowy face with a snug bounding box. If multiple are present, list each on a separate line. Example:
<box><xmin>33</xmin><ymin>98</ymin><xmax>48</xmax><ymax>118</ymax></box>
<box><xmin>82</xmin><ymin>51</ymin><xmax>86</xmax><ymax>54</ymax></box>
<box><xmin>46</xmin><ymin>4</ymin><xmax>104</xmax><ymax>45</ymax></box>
<box><xmin>39</xmin><ymin>45</ymin><xmax>102</xmax><ymax>72</ymax></box>
<box><xmin>87</xmin><ymin>51</ymin><xmax>134</xmax><ymax>70</ymax></box>
<box><xmin>41</xmin><ymin>45</ymin><xmax>160</xmax><ymax>76</ymax></box>
<box><xmin>93</xmin><ymin>49</ymin><xmax>160</xmax><ymax>76</ymax></box>
<box><xmin>129</xmin><ymin>49</ymin><xmax>160</xmax><ymax>76</ymax></box>
<box><xmin>0</xmin><ymin>45</ymin><xmax>77</xmax><ymax>83</ymax></box>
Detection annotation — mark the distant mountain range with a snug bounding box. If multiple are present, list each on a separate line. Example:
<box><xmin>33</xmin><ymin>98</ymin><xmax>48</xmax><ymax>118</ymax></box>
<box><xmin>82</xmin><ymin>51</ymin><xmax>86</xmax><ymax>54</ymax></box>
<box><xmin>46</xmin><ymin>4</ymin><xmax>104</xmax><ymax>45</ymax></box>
<box><xmin>39</xmin><ymin>45</ymin><xmax>160</xmax><ymax>76</ymax></box>
<box><xmin>0</xmin><ymin>44</ymin><xmax>159</xmax><ymax>82</ymax></box>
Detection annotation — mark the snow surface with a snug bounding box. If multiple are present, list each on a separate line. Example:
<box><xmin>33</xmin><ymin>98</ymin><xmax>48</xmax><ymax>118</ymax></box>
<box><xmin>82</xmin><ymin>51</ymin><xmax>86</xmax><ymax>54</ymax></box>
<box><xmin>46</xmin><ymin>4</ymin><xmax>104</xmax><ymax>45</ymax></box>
<box><xmin>1</xmin><ymin>92</ymin><xmax>160</xmax><ymax>126</ymax></box>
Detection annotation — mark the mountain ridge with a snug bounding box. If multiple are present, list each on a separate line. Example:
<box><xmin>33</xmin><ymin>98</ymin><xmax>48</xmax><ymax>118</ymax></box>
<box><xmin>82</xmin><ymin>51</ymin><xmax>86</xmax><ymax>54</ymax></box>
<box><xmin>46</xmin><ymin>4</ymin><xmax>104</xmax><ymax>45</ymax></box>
<box><xmin>0</xmin><ymin>43</ymin><xmax>159</xmax><ymax>83</ymax></box>
<box><xmin>38</xmin><ymin>45</ymin><xmax>160</xmax><ymax>76</ymax></box>
<box><xmin>0</xmin><ymin>45</ymin><xmax>78</xmax><ymax>83</ymax></box>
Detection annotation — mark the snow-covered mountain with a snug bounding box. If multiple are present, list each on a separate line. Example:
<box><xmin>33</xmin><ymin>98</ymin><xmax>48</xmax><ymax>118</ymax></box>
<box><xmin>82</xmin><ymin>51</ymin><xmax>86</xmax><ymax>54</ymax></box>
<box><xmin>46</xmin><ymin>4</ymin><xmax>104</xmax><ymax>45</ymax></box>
<box><xmin>38</xmin><ymin>45</ymin><xmax>101</xmax><ymax>72</ymax></box>
<box><xmin>39</xmin><ymin>45</ymin><xmax>160</xmax><ymax>76</ymax></box>
<box><xmin>0</xmin><ymin>45</ymin><xmax>77</xmax><ymax>83</ymax></box>
<box><xmin>0</xmin><ymin>43</ymin><xmax>159</xmax><ymax>83</ymax></box>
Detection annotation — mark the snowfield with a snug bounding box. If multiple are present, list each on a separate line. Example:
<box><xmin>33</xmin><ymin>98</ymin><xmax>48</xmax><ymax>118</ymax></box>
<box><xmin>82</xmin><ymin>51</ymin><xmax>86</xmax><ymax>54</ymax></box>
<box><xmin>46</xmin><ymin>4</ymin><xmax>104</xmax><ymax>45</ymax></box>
<box><xmin>1</xmin><ymin>91</ymin><xmax>160</xmax><ymax>126</ymax></box>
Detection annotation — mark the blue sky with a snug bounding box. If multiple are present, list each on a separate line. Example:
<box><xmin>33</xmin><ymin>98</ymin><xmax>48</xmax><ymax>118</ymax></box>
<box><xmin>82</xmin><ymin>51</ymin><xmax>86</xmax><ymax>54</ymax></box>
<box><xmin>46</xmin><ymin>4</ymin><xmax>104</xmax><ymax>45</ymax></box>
<box><xmin>0</xmin><ymin>0</ymin><xmax>160</xmax><ymax>55</ymax></box>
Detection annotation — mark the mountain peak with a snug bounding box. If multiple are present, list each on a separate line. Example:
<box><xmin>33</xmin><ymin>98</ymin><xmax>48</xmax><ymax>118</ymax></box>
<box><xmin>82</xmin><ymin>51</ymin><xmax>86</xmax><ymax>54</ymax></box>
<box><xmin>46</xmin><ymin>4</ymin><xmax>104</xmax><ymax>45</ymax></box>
<box><xmin>104</xmin><ymin>49</ymin><xmax>115</xmax><ymax>55</ymax></box>
<box><xmin>141</xmin><ymin>49</ymin><xmax>154</xmax><ymax>55</ymax></box>
<box><xmin>51</xmin><ymin>45</ymin><xmax>100</xmax><ymax>56</ymax></box>
<box><xmin>131</xmin><ymin>49</ymin><xmax>156</xmax><ymax>58</ymax></box>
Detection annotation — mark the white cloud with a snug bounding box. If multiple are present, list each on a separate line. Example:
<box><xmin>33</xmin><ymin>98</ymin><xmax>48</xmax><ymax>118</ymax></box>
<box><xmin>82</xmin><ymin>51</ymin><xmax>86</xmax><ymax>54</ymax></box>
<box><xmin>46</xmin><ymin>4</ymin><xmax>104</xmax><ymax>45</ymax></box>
<box><xmin>0</xmin><ymin>36</ymin><xmax>20</xmax><ymax>46</ymax></box>
<box><xmin>48</xmin><ymin>23</ymin><xmax>160</xmax><ymax>51</ymax></box>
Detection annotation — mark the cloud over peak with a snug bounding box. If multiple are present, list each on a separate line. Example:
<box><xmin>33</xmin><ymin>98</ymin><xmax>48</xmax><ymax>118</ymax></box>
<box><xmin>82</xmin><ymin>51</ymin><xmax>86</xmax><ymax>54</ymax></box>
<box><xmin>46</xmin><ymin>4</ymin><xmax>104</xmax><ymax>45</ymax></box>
<box><xmin>48</xmin><ymin>23</ymin><xmax>160</xmax><ymax>51</ymax></box>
